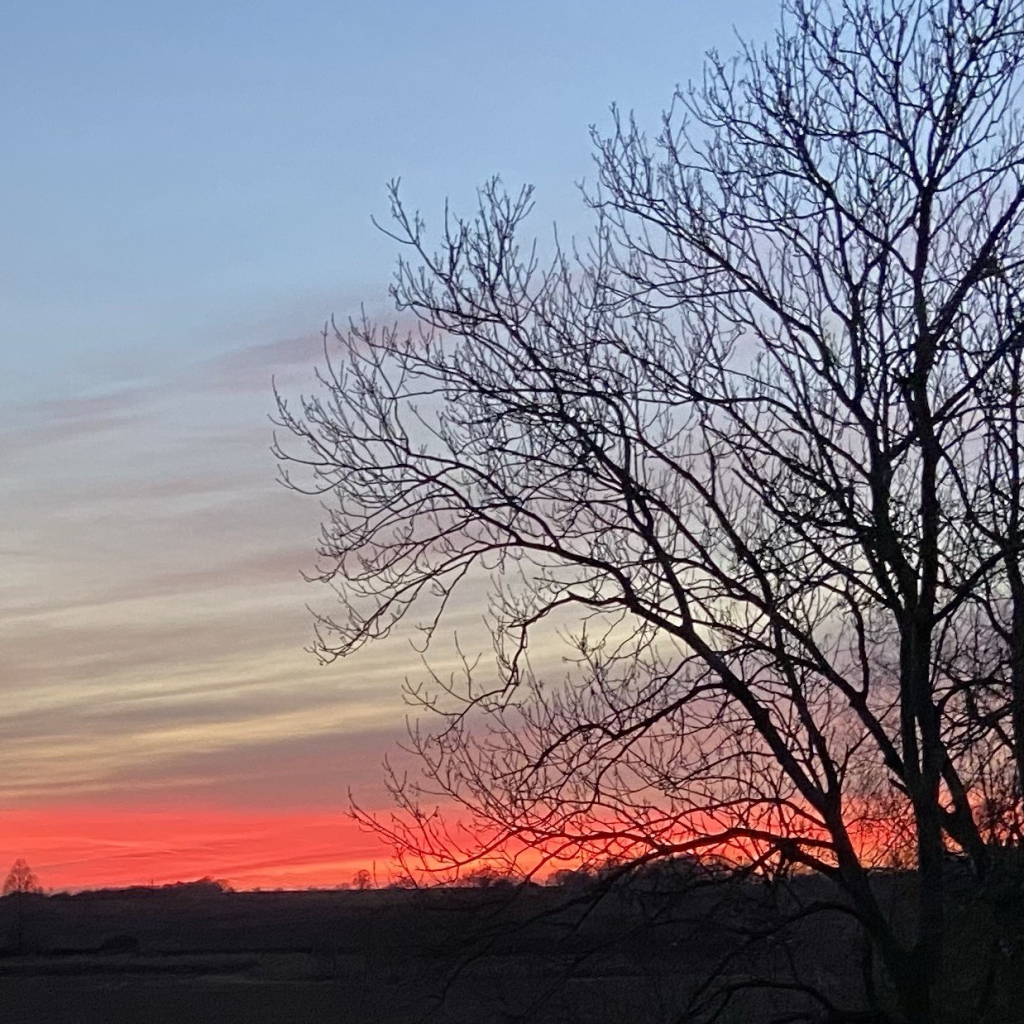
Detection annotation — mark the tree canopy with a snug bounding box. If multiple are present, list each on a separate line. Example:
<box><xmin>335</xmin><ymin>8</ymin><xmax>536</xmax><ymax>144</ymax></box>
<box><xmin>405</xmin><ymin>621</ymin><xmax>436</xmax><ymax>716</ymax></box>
<box><xmin>277</xmin><ymin>1</ymin><xmax>1024</xmax><ymax>1019</ymax></box>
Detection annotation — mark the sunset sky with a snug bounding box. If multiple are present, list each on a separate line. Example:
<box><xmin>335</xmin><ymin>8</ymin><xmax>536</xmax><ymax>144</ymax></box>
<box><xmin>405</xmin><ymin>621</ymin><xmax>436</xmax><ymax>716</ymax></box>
<box><xmin>2</xmin><ymin>0</ymin><xmax>773</xmax><ymax>891</ymax></box>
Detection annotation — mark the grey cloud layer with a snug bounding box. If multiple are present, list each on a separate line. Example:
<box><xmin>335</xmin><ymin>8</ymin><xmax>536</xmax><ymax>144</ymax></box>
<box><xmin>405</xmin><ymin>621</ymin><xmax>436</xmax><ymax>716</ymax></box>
<box><xmin>0</xmin><ymin>330</ymin><xmax>414</xmax><ymax>808</ymax></box>
<box><xmin>1</xmin><ymin>322</ymin><xmax>544</xmax><ymax>813</ymax></box>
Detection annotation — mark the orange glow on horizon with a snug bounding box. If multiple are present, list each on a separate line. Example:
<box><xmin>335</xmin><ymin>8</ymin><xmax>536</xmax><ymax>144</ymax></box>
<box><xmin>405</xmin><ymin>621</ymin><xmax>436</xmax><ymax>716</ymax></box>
<box><xmin>0</xmin><ymin>806</ymin><xmax>395</xmax><ymax>892</ymax></box>
<box><xmin>0</xmin><ymin>797</ymin><xmax>915</xmax><ymax>894</ymax></box>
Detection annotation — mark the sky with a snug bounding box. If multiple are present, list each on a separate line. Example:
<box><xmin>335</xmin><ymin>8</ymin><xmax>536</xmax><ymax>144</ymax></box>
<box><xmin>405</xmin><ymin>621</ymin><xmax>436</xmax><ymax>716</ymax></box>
<box><xmin>1</xmin><ymin>0</ymin><xmax>776</xmax><ymax>891</ymax></box>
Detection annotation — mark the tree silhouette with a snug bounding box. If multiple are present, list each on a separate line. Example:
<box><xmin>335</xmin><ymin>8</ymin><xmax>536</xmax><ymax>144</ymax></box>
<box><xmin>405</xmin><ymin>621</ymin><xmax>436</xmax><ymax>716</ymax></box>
<box><xmin>277</xmin><ymin>0</ymin><xmax>1024</xmax><ymax>1019</ymax></box>
<box><xmin>2</xmin><ymin>859</ymin><xmax>41</xmax><ymax>896</ymax></box>
<box><xmin>3</xmin><ymin>859</ymin><xmax>41</xmax><ymax>954</ymax></box>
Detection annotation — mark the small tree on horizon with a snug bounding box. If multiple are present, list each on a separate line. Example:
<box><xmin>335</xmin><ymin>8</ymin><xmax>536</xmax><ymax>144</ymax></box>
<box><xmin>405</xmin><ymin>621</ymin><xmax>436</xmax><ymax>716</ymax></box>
<box><xmin>2</xmin><ymin>859</ymin><xmax>41</xmax><ymax>897</ymax></box>
<box><xmin>3</xmin><ymin>858</ymin><xmax>42</xmax><ymax>955</ymax></box>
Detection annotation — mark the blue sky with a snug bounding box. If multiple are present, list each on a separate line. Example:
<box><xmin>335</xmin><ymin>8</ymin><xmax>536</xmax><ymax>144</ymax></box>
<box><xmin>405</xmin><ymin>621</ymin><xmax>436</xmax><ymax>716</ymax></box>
<box><xmin>1</xmin><ymin>0</ymin><xmax>775</xmax><ymax>884</ymax></box>
<box><xmin>2</xmin><ymin>0</ymin><xmax>776</xmax><ymax>389</ymax></box>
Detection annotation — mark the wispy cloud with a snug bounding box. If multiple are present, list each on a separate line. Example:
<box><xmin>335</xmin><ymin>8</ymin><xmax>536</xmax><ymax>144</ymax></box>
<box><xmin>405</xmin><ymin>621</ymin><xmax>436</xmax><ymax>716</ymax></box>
<box><xmin>197</xmin><ymin>331</ymin><xmax>326</xmax><ymax>394</ymax></box>
<box><xmin>0</xmin><ymin>388</ymin><xmax>151</xmax><ymax>462</ymax></box>
<box><xmin>0</xmin><ymin>318</ymin><xmax>490</xmax><ymax>887</ymax></box>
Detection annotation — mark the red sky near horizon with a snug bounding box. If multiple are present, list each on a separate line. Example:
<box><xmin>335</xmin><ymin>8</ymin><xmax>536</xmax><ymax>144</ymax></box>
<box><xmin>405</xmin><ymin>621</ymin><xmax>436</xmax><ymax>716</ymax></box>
<box><xmin>0</xmin><ymin>807</ymin><xmax>395</xmax><ymax>892</ymax></box>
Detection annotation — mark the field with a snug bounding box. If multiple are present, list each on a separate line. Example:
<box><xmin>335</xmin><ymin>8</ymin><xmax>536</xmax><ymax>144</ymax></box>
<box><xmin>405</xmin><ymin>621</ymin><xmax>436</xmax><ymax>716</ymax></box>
<box><xmin>0</xmin><ymin>872</ymin><xmax>1019</xmax><ymax>1023</ymax></box>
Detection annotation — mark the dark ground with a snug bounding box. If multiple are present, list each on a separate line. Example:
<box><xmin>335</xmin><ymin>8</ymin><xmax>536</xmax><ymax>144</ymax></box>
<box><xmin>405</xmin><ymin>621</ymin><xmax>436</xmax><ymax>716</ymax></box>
<box><xmin>0</xmin><ymin>871</ymin><xmax>1019</xmax><ymax>1023</ymax></box>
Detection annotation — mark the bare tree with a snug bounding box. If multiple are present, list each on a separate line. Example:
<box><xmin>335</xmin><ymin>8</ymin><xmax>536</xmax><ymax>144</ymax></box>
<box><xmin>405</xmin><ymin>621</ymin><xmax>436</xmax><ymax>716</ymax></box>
<box><xmin>2</xmin><ymin>858</ymin><xmax>41</xmax><ymax>897</ymax></box>
<box><xmin>276</xmin><ymin>1</ymin><xmax>1024</xmax><ymax>1020</ymax></box>
<box><xmin>3</xmin><ymin>858</ymin><xmax>42</xmax><ymax>954</ymax></box>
